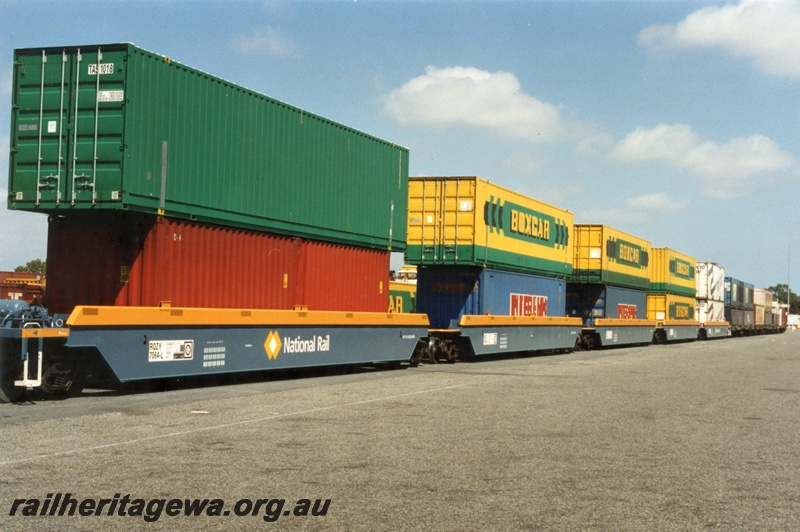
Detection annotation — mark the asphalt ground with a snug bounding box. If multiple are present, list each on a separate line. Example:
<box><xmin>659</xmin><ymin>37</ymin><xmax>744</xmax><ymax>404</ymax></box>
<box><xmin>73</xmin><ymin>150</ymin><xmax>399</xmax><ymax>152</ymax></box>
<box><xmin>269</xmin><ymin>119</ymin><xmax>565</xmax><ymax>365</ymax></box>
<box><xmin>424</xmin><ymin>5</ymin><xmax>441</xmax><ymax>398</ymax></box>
<box><xmin>1</xmin><ymin>332</ymin><xmax>799</xmax><ymax>531</ymax></box>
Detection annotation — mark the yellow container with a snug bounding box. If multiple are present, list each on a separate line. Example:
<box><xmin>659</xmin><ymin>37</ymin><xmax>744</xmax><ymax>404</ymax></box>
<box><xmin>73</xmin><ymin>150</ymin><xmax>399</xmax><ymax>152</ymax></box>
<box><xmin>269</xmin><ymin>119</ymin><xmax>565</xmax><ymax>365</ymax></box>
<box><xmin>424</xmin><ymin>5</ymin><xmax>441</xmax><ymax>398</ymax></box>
<box><xmin>572</xmin><ymin>224</ymin><xmax>651</xmax><ymax>290</ymax></box>
<box><xmin>649</xmin><ymin>248</ymin><xmax>697</xmax><ymax>297</ymax></box>
<box><xmin>647</xmin><ymin>293</ymin><xmax>698</xmax><ymax>322</ymax></box>
<box><xmin>388</xmin><ymin>281</ymin><xmax>416</xmax><ymax>313</ymax></box>
<box><xmin>406</xmin><ymin>176</ymin><xmax>573</xmax><ymax>278</ymax></box>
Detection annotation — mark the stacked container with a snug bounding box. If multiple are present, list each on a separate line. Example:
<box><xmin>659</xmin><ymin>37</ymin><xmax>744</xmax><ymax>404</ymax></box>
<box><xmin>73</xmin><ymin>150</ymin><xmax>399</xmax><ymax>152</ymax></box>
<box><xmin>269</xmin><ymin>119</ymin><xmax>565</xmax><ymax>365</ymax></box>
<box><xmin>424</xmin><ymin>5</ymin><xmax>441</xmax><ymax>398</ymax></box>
<box><xmin>10</xmin><ymin>44</ymin><xmax>409</xmax><ymax>315</ymax></box>
<box><xmin>754</xmin><ymin>289</ymin><xmax>771</xmax><ymax>327</ymax></box>
<box><xmin>695</xmin><ymin>262</ymin><xmax>729</xmax><ymax>338</ymax></box>
<box><xmin>725</xmin><ymin>277</ymin><xmax>754</xmax><ymax>334</ymax></box>
<box><xmin>45</xmin><ymin>213</ymin><xmax>391</xmax><ymax>315</ymax></box>
<box><xmin>406</xmin><ymin>176</ymin><xmax>581</xmax><ymax>354</ymax></box>
<box><xmin>388</xmin><ymin>282</ymin><xmax>416</xmax><ymax>314</ymax></box>
<box><xmin>648</xmin><ymin>248</ymin><xmax>700</xmax><ymax>341</ymax></box>
<box><xmin>769</xmin><ymin>302</ymin><xmax>787</xmax><ymax>329</ymax></box>
<box><xmin>567</xmin><ymin>224</ymin><xmax>655</xmax><ymax>347</ymax></box>
<box><xmin>407</xmin><ymin>176</ymin><xmax>574</xmax><ymax>325</ymax></box>
<box><xmin>0</xmin><ymin>272</ymin><xmax>45</xmax><ymax>304</ymax></box>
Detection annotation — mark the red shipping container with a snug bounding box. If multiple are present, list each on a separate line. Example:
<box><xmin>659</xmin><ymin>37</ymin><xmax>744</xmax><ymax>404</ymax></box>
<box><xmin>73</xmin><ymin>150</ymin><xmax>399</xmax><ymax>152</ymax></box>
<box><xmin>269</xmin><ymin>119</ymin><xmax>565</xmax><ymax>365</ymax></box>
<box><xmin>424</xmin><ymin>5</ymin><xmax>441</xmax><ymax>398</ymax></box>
<box><xmin>0</xmin><ymin>271</ymin><xmax>43</xmax><ymax>282</ymax></box>
<box><xmin>0</xmin><ymin>271</ymin><xmax>46</xmax><ymax>303</ymax></box>
<box><xmin>45</xmin><ymin>213</ymin><xmax>389</xmax><ymax>314</ymax></box>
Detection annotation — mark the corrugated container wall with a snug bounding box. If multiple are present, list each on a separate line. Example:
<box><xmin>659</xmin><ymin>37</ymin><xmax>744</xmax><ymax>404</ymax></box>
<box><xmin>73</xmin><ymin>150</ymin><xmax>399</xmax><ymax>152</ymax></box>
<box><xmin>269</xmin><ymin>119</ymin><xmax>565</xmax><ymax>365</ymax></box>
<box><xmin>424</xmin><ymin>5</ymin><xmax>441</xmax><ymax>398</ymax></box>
<box><xmin>697</xmin><ymin>299</ymin><xmax>725</xmax><ymax>323</ymax></box>
<box><xmin>754</xmin><ymin>305</ymin><xmax>766</xmax><ymax>326</ymax></box>
<box><xmin>0</xmin><ymin>283</ymin><xmax>45</xmax><ymax>304</ymax></box>
<box><xmin>45</xmin><ymin>213</ymin><xmax>389</xmax><ymax>315</ymax></box>
<box><xmin>647</xmin><ymin>293</ymin><xmax>697</xmax><ymax>322</ymax></box>
<box><xmin>772</xmin><ymin>308</ymin><xmax>787</xmax><ymax>328</ymax></box>
<box><xmin>0</xmin><ymin>271</ymin><xmax>42</xmax><ymax>283</ymax></box>
<box><xmin>725</xmin><ymin>277</ymin><xmax>743</xmax><ymax>308</ymax></box>
<box><xmin>649</xmin><ymin>248</ymin><xmax>696</xmax><ymax>297</ymax></box>
<box><xmin>754</xmin><ymin>288</ymin><xmax>772</xmax><ymax>307</ymax></box>
<box><xmin>571</xmin><ymin>225</ymin><xmax>650</xmax><ymax>290</ymax></box>
<box><xmin>696</xmin><ymin>262</ymin><xmax>725</xmax><ymax>302</ymax></box>
<box><xmin>724</xmin><ymin>277</ymin><xmax>754</xmax><ymax>310</ymax></box>
<box><xmin>725</xmin><ymin>307</ymin><xmax>754</xmax><ymax>329</ymax></box>
<box><xmin>9</xmin><ymin>44</ymin><xmax>408</xmax><ymax>250</ymax></box>
<box><xmin>416</xmin><ymin>266</ymin><xmax>567</xmax><ymax>329</ymax></box>
<box><xmin>743</xmin><ymin>283</ymin><xmax>754</xmax><ymax>308</ymax></box>
<box><xmin>406</xmin><ymin>177</ymin><xmax>573</xmax><ymax>279</ymax></box>
<box><xmin>566</xmin><ymin>284</ymin><xmax>647</xmax><ymax>327</ymax></box>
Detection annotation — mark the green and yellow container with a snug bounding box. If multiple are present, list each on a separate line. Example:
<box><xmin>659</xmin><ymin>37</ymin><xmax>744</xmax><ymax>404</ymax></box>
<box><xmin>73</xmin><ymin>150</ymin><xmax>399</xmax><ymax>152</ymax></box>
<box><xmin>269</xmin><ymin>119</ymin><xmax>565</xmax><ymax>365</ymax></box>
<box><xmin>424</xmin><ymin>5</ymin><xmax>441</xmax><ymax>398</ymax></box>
<box><xmin>388</xmin><ymin>281</ymin><xmax>416</xmax><ymax>313</ymax></box>
<box><xmin>572</xmin><ymin>224</ymin><xmax>650</xmax><ymax>290</ymax></box>
<box><xmin>8</xmin><ymin>44</ymin><xmax>407</xmax><ymax>250</ymax></box>
<box><xmin>406</xmin><ymin>177</ymin><xmax>573</xmax><ymax>279</ymax></box>
<box><xmin>646</xmin><ymin>293</ymin><xmax>698</xmax><ymax>322</ymax></box>
<box><xmin>649</xmin><ymin>248</ymin><xmax>697</xmax><ymax>297</ymax></box>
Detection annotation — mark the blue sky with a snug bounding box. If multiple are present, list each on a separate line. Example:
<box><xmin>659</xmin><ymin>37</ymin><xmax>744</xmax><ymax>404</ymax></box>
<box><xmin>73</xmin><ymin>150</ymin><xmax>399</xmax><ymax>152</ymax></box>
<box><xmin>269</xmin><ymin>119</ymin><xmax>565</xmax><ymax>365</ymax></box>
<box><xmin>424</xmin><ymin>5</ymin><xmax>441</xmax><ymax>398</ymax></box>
<box><xmin>1</xmin><ymin>0</ymin><xmax>798</xmax><ymax>292</ymax></box>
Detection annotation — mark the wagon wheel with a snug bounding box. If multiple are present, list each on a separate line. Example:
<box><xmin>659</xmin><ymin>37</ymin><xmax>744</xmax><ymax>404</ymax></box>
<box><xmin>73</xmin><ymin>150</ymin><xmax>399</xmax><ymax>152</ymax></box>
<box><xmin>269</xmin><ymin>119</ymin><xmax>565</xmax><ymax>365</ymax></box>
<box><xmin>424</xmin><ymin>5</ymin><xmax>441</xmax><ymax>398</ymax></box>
<box><xmin>425</xmin><ymin>344</ymin><xmax>438</xmax><ymax>364</ymax></box>
<box><xmin>440</xmin><ymin>343</ymin><xmax>458</xmax><ymax>363</ymax></box>
<box><xmin>40</xmin><ymin>362</ymin><xmax>86</xmax><ymax>398</ymax></box>
<box><xmin>409</xmin><ymin>338</ymin><xmax>428</xmax><ymax>367</ymax></box>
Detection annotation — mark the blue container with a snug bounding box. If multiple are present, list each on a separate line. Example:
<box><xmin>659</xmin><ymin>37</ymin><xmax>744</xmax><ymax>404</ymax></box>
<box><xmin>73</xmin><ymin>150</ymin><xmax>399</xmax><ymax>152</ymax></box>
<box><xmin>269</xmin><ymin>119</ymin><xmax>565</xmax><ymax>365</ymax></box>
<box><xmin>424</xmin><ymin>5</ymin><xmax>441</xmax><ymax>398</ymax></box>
<box><xmin>566</xmin><ymin>283</ymin><xmax>647</xmax><ymax>327</ymax></box>
<box><xmin>416</xmin><ymin>266</ymin><xmax>566</xmax><ymax>329</ymax></box>
<box><xmin>725</xmin><ymin>277</ymin><xmax>749</xmax><ymax>309</ymax></box>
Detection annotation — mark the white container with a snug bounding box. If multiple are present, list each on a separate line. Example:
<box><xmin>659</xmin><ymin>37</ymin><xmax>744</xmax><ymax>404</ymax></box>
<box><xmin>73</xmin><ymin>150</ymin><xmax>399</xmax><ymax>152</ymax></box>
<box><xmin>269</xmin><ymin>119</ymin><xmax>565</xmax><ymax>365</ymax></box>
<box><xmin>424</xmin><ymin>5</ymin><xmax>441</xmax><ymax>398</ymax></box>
<box><xmin>696</xmin><ymin>262</ymin><xmax>725</xmax><ymax>302</ymax></box>
<box><xmin>697</xmin><ymin>298</ymin><xmax>725</xmax><ymax>323</ymax></box>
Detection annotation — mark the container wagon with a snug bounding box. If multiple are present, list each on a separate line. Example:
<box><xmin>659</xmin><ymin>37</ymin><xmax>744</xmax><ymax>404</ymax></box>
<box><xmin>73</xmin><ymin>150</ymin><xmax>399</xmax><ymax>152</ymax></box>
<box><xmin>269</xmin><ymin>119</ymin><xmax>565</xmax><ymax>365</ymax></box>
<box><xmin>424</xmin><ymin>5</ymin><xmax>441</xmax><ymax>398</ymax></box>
<box><xmin>648</xmin><ymin>248</ymin><xmax>700</xmax><ymax>342</ymax></box>
<box><xmin>753</xmin><ymin>288</ymin><xmax>785</xmax><ymax>334</ymax></box>
<box><xmin>568</xmin><ymin>224</ymin><xmax>656</xmax><ymax>348</ymax></box>
<box><xmin>406</xmin><ymin>177</ymin><xmax>581</xmax><ymax>363</ymax></box>
<box><xmin>725</xmin><ymin>277</ymin><xmax>755</xmax><ymax>336</ymax></box>
<box><xmin>695</xmin><ymin>262</ymin><xmax>730</xmax><ymax>339</ymax></box>
<box><xmin>1</xmin><ymin>43</ymin><xmax>428</xmax><ymax>402</ymax></box>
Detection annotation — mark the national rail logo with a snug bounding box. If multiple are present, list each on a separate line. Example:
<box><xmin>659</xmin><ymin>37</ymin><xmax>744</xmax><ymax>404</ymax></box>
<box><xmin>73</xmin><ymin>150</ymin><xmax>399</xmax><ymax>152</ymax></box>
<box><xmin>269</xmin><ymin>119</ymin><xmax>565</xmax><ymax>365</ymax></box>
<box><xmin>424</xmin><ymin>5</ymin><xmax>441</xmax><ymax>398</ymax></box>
<box><xmin>265</xmin><ymin>331</ymin><xmax>282</xmax><ymax>360</ymax></box>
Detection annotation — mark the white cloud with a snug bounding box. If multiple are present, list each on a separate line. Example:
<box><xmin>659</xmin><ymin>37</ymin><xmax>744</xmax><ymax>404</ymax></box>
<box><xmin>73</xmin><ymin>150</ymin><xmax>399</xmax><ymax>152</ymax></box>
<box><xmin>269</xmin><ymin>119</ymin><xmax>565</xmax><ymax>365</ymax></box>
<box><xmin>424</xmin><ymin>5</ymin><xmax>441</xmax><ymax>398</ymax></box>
<box><xmin>383</xmin><ymin>66</ymin><xmax>571</xmax><ymax>142</ymax></box>
<box><xmin>578</xmin><ymin>192</ymin><xmax>687</xmax><ymax>229</ymax></box>
<box><xmin>575</xmin><ymin>132</ymin><xmax>614</xmax><ymax>156</ymax></box>
<box><xmin>501</xmin><ymin>151</ymin><xmax>542</xmax><ymax>175</ymax></box>
<box><xmin>609</xmin><ymin>123</ymin><xmax>794</xmax><ymax>197</ymax></box>
<box><xmin>639</xmin><ymin>0</ymin><xmax>800</xmax><ymax>80</ymax></box>
<box><xmin>237</xmin><ymin>26</ymin><xmax>297</xmax><ymax>57</ymax></box>
<box><xmin>625</xmin><ymin>192</ymin><xmax>687</xmax><ymax>213</ymax></box>
<box><xmin>610</xmin><ymin>124</ymin><xmax>700</xmax><ymax>163</ymax></box>
<box><xmin>532</xmin><ymin>183</ymin><xmax>587</xmax><ymax>208</ymax></box>
<box><xmin>578</xmin><ymin>206</ymin><xmax>646</xmax><ymax>226</ymax></box>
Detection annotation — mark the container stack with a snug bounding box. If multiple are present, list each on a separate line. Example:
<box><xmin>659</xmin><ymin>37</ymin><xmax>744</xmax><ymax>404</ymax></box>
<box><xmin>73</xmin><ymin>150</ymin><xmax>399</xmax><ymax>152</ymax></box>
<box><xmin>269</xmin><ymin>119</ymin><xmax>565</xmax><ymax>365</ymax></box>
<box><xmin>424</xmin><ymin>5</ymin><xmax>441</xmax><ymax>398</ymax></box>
<box><xmin>406</xmin><ymin>176</ymin><xmax>573</xmax><ymax>329</ymax></box>
<box><xmin>769</xmin><ymin>301</ymin><xmax>787</xmax><ymax>330</ymax></box>
<box><xmin>0</xmin><ymin>272</ymin><xmax>45</xmax><ymax>304</ymax></box>
<box><xmin>648</xmin><ymin>247</ymin><xmax>700</xmax><ymax>341</ymax></box>
<box><xmin>725</xmin><ymin>277</ymin><xmax>754</xmax><ymax>334</ymax></box>
<box><xmin>9</xmin><ymin>44</ymin><xmax>409</xmax><ymax>315</ymax></box>
<box><xmin>567</xmin><ymin>224</ymin><xmax>655</xmax><ymax>347</ymax></box>
<box><xmin>695</xmin><ymin>262</ymin><xmax>729</xmax><ymax>338</ymax></box>
<box><xmin>754</xmin><ymin>288</ymin><xmax>771</xmax><ymax>329</ymax></box>
<box><xmin>389</xmin><ymin>266</ymin><xmax>417</xmax><ymax>314</ymax></box>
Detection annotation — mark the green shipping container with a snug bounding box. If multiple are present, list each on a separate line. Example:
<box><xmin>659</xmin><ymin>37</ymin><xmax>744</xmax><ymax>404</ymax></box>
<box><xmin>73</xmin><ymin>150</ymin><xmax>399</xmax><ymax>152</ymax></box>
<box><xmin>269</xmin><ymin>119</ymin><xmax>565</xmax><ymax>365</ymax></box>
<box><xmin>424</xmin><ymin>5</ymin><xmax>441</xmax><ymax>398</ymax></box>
<box><xmin>8</xmin><ymin>43</ymin><xmax>408</xmax><ymax>250</ymax></box>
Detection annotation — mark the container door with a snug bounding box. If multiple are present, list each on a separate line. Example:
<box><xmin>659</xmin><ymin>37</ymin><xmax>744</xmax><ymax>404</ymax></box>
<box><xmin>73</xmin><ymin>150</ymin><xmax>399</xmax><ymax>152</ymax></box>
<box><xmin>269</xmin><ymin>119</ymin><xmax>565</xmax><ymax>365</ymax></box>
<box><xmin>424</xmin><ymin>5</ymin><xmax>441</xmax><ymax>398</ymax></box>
<box><xmin>10</xmin><ymin>46</ymin><xmax>126</xmax><ymax>208</ymax></box>
<box><xmin>412</xmin><ymin>178</ymin><xmax>476</xmax><ymax>263</ymax></box>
